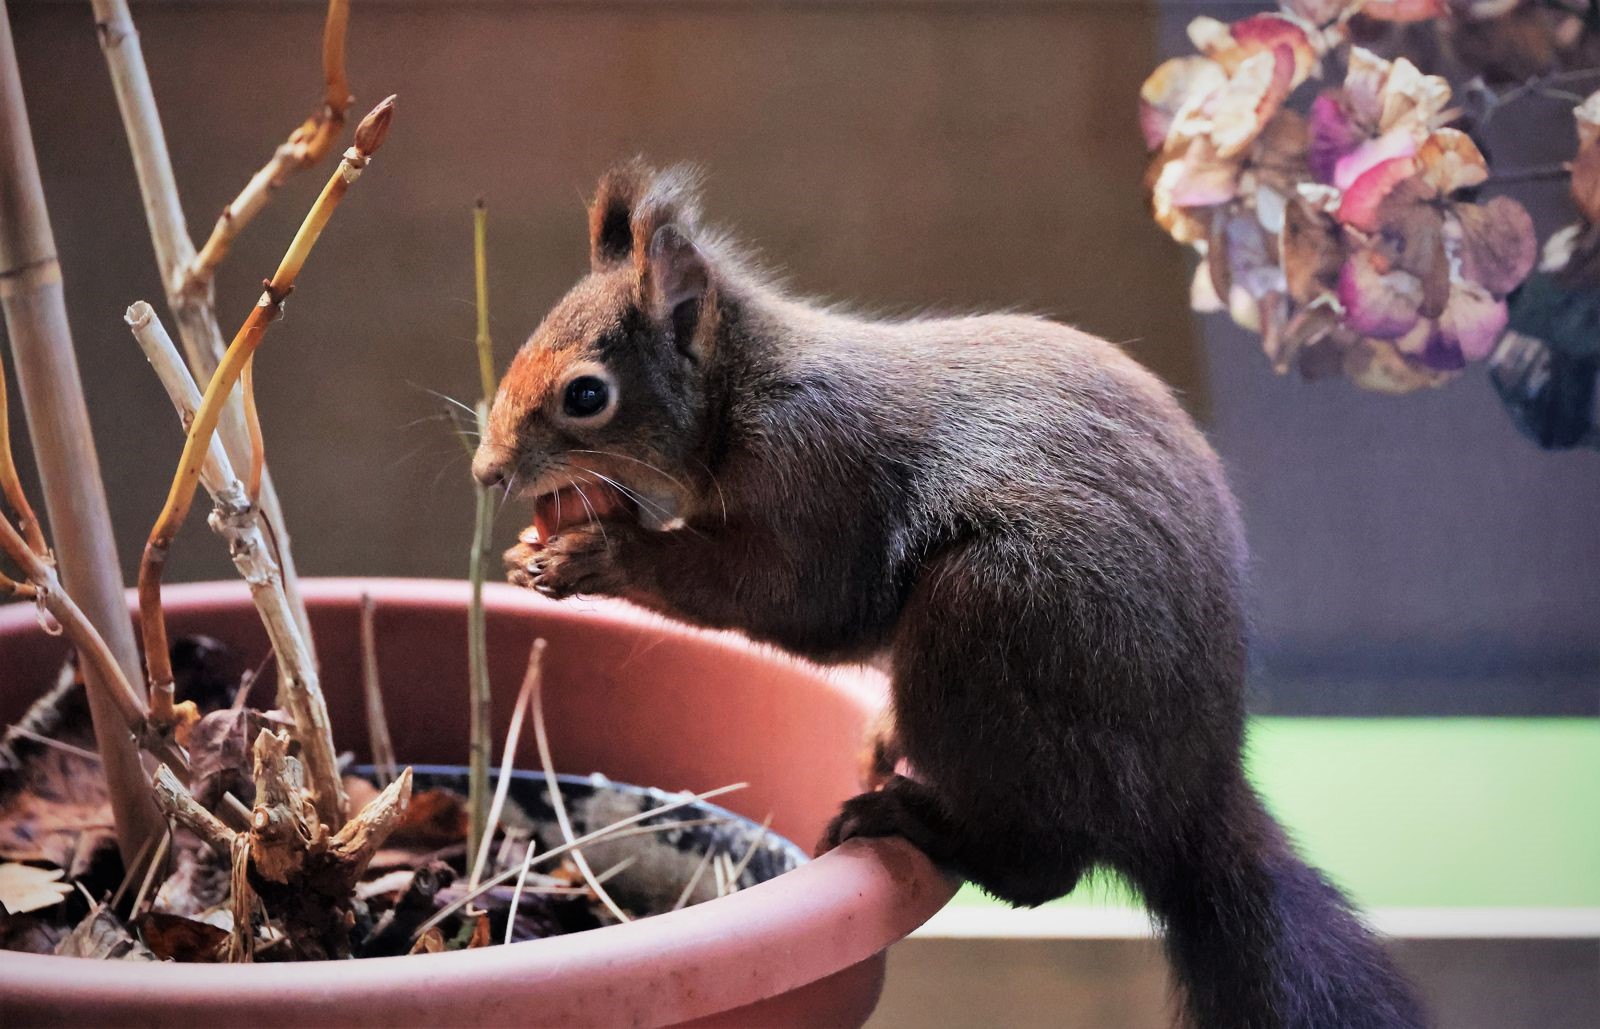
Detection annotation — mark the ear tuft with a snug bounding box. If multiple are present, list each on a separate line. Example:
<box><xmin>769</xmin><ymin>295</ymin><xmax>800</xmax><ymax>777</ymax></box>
<box><xmin>588</xmin><ymin>159</ymin><xmax>656</xmax><ymax>270</ymax></box>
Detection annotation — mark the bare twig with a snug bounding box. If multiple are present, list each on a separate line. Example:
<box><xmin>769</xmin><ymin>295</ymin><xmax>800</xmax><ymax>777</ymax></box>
<box><xmin>358</xmin><ymin>592</ymin><xmax>398</xmax><ymax>787</ymax></box>
<box><xmin>128</xmin><ymin>831</ymin><xmax>171</xmax><ymax>919</ymax></box>
<box><xmin>126</xmin><ymin>303</ymin><xmax>327</xmax><ymax>812</ymax></box>
<box><xmin>90</xmin><ymin>0</ymin><xmax>314</xmax><ymax>658</ymax></box>
<box><xmin>328</xmin><ymin>766</ymin><xmax>413</xmax><ymax>879</ymax></box>
<box><xmin>529</xmin><ymin>639</ymin><xmax>628</xmax><ymax>922</ymax></box>
<box><xmin>180</xmin><ymin>0</ymin><xmax>353</xmax><ymax>299</ymax></box>
<box><xmin>0</xmin><ymin>0</ymin><xmax>163</xmax><ymax>875</ymax></box>
<box><xmin>1487</xmin><ymin>162</ymin><xmax>1573</xmax><ymax>187</ymax></box>
<box><xmin>3</xmin><ymin>724</ymin><xmax>100</xmax><ymax>763</ymax></box>
<box><xmin>137</xmin><ymin>97</ymin><xmax>394</xmax><ymax>826</ymax></box>
<box><xmin>150</xmin><ymin>763</ymin><xmax>236</xmax><ymax>857</ymax></box>
<box><xmin>466</xmin><ymin>201</ymin><xmax>497</xmax><ymax>864</ymax></box>
<box><xmin>0</xmin><ymin>354</ymin><xmax>43</xmax><ymax>555</ymax></box>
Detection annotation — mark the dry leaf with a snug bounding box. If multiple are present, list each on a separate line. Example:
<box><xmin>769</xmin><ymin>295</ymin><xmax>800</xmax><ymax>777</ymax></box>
<box><xmin>0</xmin><ymin>862</ymin><xmax>71</xmax><ymax>915</ymax></box>
<box><xmin>390</xmin><ymin>788</ymin><xmax>467</xmax><ymax>848</ymax></box>
<box><xmin>1454</xmin><ymin>198</ymin><xmax>1538</xmax><ymax>297</ymax></box>
<box><xmin>1282</xmin><ymin>197</ymin><xmax>1345</xmax><ymax>303</ymax></box>
<box><xmin>139</xmin><ymin>911</ymin><xmax>229</xmax><ymax>963</ymax></box>
<box><xmin>409</xmin><ymin>925</ymin><xmax>445</xmax><ymax>955</ymax></box>
<box><xmin>56</xmin><ymin>904</ymin><xmax>157</xmax><ymax>961</ymax></box>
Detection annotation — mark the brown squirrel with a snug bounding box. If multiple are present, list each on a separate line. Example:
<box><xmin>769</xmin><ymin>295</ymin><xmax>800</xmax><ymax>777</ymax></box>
<box><xmin>472</xmin><ymin>161</ymin><xmax>1426</xmax><ymax>1029</ymax></box>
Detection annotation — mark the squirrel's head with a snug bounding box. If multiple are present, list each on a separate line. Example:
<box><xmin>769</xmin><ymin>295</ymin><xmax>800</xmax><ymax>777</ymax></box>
<box><xmin>472</xmin><ymin>161</ymin><xmax>720</xmax><ymax>537</ymax></box>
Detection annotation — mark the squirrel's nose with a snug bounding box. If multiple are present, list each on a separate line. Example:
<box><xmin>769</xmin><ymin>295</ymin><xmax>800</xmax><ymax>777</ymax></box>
<box><xmin>471</xmin><ymin>448</ymin><xmax>507</xmax><ymax>488</ymax></box>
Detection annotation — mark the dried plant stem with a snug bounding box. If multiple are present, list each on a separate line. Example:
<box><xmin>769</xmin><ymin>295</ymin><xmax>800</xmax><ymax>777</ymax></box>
<box><xmin>227</xmin><ymin>834</ymin><xmax>255</xmax><ymax>963</ymax></box>
<box><xmin>137</xmin><ymin>98</ymin><xmax>393</xmax><ymax>821</ymax></box>
<box><xmin>180</xmin><ymin>0</ymin><xmax>352</xmax><ymax>299</ymax></box>
<box><xmin>89</xmin><ymin>0</ymin><xmax>315</xmax><ymax>658</ymax></box>
<box><xmin>671</xmin><ymin>845</ymin><xmax>717</xmax><ymax>911</ymax></box>
<box><xmin>151</xmin><ymin>763</ymin><xmax>236</xmax><ymax>857</ymax></box>
<box><xmin>0</xmin><ymin>3</ymin><xmax>164</xmax><ymax>874</ymax></box>
<box><xmin>415</xmin><ymin>782</ymin><xmax>748</xmax><ymax>940</ymax></box>
<box><xmin>528</xmin><ymin>639</ymin><xmax>628</xmax><ymax>922</ymax></box>
<box><xmin>358</xmin><ymin>592</ymin><xmax>398</xmax><ymax>787</ymax></box>
<box><xmin>466</xmin><ymin>201</ymin><xmax>497</xmax><ymax>866</ymax></box>
<box><xmin>0</xmin><ymin>517</ymin><xmax>152</xmax><ymax>746</ymax></box>
<box><xmin>467</xmin><ymin>635</ymin><xmax>543</xmax><ymax>895</ymax></box>
<box><xmin>0</xmin><ymin>354</ymin><xmax>43</xmax><ymax>555</ymax></box>
<box><xmin>127</xmin><ymin>302</ymin><xmax>343</xmax><ymax>828</ymax></box>
<box><xmin>726</xmin><ymin>813</ymin><xmax>772</xmax><ymax>889</ymax></box>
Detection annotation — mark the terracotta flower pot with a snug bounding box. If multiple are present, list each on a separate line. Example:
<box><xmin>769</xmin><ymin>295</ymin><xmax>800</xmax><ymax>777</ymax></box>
<box><xmin>0</xmin><ymin>578</ymin><xmax>957</xmax><ymax>1027</ymax></box>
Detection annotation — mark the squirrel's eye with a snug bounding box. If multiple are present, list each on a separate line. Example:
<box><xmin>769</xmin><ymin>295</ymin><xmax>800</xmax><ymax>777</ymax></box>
<box><xmin>562</xmin><ymin>375</ymin><xmax>611</xmax><ymax>419</ymax></box>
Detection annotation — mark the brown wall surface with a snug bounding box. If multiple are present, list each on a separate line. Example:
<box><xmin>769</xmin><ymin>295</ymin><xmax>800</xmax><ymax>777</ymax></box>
<box><xmin>5</xmin><ymin>0</ymin><xmax>1196</xmax><ymax>593</ymax></box>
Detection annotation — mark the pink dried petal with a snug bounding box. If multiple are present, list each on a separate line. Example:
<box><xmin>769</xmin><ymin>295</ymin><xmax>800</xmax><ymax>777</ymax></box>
<box><xmin>1336</xmin><ymin>154</ymin><xmax>1419</xmax><ymax>231</ymax></box>
<box><xmin>1417</xmin><ymin>128</ymin><xmax>1489</xmax><ymax>194</ymax></box>
<box><xmin>1228</xmin><ymin>14</ymin><xmax>1317</xmax><ymax>85</ymax></box>
<box><xmin>1454</xmin><ymin>197</ymin><xmax>1537</xmax><ymax>296</ymax></box>
<box><xmin>1308</xmin><ymin>93</ymin><xmax>1363</xmax><ymax>184</ymax></box>
<box><xmin>1206</xmin><ymin>45</ymin><xmax>1297</xmax><ymax>159</ymax></box>
<box><xmin>1342</xmin><ymin>48</ymin><xmax>1391</xmax><ymax>129</ymax></box>
<box><xmin>1376</xmin><ymin>59</ymin><xmax>1453</xmax><ymax>136</ymax></box>
<box><xmin>1333</xmin><ymin>127</ymin><xmax>1417</xmax><ymax>191</ymax></box>
<box><xmin>1140</xmin><ymin>57</ymin><xmax>1228</xmax><ymax>151</ymax></box>
<box><xmin>1338</xmin><ymin>249</ymin><xmax>1424</xmax><ymax>338</ymax></box>
<box><xmin>1437</xmin><ymin>281</ymin><xmax>1508</xmax><ymax>362</ymax></box>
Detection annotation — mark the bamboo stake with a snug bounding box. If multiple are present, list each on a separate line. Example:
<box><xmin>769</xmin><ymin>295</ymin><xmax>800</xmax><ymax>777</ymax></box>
<box><xmin>466</xmin><ymin>201</ymin><xmax>496</xmax><ymax>863</ymax></box>
<box><xmin>125</xmin><ymin>302</ymin><xmax>334</xmax><ymax>820</ymax></box>
<box><xmin>137</xmin><ymin>96</ymin><xmax>394</xmax><ymax>825</ymax></box>
<box><xmin>0</xmin><ymin>0</ymin><xmax>163</xmax><ymax>873</ymax></box>
<box><xmin>89</xmin><ymin>0</ymin><xmax>314</xmax><ymax>655</ymax></box>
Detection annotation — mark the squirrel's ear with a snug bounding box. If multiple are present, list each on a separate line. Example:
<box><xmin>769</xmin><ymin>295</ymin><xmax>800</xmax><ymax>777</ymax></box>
<box><xmin>588</xmin><ymin>161</ymin><xmax>655</xmax><ymax>271</ymax></box>
<box><xmin>642</xmin><ymin>224</ymin><xmax>713</xmax><ymax>360</ymax></box>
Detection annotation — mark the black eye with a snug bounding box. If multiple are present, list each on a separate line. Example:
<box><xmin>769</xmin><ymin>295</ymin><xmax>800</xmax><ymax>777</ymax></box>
<box><xmin>562</xmin><ymin>375</ymin><xmax>610</xmax><ymax>418</ymax></box>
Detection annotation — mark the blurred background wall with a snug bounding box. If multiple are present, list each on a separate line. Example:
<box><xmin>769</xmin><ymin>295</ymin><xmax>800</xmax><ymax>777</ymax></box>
<box><xmin>3</xmin><ymin>0</ymin><xmax>1597</xmax><ymax>715</ymax></box>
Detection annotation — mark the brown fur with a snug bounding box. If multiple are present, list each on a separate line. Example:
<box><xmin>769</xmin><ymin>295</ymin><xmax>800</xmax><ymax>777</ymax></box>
<box><xmin>473</xmin><ymin>163</ymin><xmax>1425</xmax><ymax>1029</ymax></box>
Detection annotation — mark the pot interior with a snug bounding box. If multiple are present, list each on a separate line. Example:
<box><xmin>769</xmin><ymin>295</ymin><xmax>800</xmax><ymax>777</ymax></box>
<box><xmin>401</xmin><ymin>766</ymin><xmax>806</xmax><ymax>913</ymax></box>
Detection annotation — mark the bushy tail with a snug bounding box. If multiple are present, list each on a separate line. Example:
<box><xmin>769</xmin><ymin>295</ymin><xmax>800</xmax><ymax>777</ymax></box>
<box><xmin>1137</xmin><ymin>782</ymin><xmax>1427</xmax><ymax>1029</ymax></box>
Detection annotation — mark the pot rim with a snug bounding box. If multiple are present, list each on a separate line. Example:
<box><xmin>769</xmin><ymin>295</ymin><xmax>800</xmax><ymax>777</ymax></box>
<box><xmin>0</xmin><ymin>577</ymin><xmax>958</xmax><ymax>1026</ymax></box>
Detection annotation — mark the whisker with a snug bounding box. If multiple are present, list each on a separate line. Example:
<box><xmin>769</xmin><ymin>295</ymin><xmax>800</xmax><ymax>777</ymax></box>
<box><xmin>689</xmin><ymin>456</ymin><xmax>729</xmax><ymax>527</ymax></box>
<box><xmin>567</xmin><ymin>449</ymin><xmax>689</xmax><ymax>492</ymax></box>
<box><xmin>569</xmin><ymin>466</ymin><xmax>672</xmax><ymax>521</ymax></box>
<box><xmin>565</xmin><ymin>474</ymin><xmax>607</xmax><ymax>545</ymax></box>
<box><xmin>405</xmin><ymin>382</ymin><xmax>478</xmax><ymax>419</ymax></box>
<box><xmin>498</xmin><ymin>469</ymin><xmax>520</xmax><ymax>514</ymax></box>
<box><xmin>564</xmin><ymin>464</ymin><xmax>706</xmax><ymax>540</ymax></box>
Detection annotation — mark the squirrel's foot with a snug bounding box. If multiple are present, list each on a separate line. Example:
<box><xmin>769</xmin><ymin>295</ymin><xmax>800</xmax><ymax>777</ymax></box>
<box><xmin>816</xmin><ymin>774</ymin><xmax>950</xmax><ymax>861</ymax></box>
<box><xmin>504</xmin><ymin>524</ymin><xmax>633</xmax><ymax>599</ymax></box>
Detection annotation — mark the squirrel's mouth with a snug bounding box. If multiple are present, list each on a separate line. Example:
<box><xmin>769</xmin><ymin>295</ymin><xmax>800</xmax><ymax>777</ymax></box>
<box><xmin>530</xmin><ymin>481</ymin><xmax>635</xmax><ymax>541</ymax></box>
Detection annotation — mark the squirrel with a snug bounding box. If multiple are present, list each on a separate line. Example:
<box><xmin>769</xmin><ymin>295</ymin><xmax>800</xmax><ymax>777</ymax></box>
<box><xmin>471</xmin><ymin>161</ymin><xmax>1426</xmax><ymax>1029</ymax></box>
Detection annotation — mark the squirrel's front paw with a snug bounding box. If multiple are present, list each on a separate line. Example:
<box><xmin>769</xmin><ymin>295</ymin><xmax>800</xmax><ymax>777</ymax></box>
<box><xmin>504</xmin><ymin>526</ymin><xmax>630</xmax><ymax>600</ymax></box>
<box><xmin>815</xmin><ymin>775</ymin><xmax>953</xmax><ymax>863</ymax></box>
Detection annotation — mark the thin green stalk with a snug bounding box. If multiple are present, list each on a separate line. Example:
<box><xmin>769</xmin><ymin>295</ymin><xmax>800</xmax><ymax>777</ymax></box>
<box><xmin>465</xmin><ymin>200</ymin><xmax>495</xmax><ymax>865</ymax></box>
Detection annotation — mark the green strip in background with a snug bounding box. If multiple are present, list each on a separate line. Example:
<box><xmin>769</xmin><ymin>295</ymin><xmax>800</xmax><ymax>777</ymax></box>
<box><xmin>948</xmin><ymin>718</ymin><xmax>1600</xmax><ymax>911</ymax></box>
